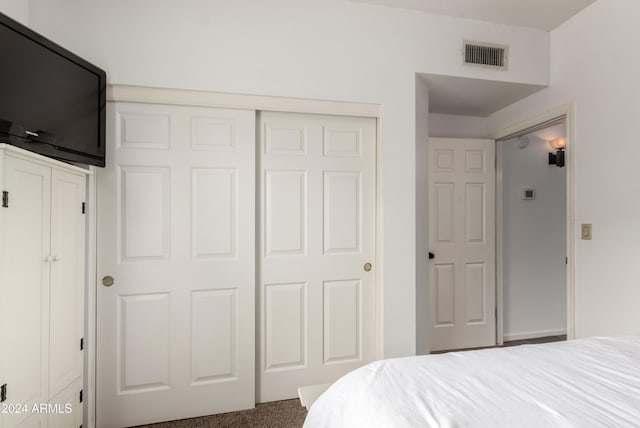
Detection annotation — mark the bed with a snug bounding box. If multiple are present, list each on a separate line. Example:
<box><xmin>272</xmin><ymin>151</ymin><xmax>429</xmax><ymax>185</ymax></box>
<box><xmin>304</xmin><ymin>335</ymin><xmax>640</xmax><ymax>427</ymax></box>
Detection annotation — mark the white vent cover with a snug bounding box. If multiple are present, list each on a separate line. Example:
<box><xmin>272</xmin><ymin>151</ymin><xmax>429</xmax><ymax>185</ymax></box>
<box><xmin>463</xmin><ymin>40</ymin><xmax>508</xmax><ymax>70</ymax></box>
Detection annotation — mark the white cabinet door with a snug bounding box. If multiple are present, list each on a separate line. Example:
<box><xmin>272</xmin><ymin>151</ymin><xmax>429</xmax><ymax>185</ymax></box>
<box><xmin>96</xmin><ymin>103</ymin><xmax>255</xmax><ymax>427</ymax></box>
<box><xmin>428</xmin><ymin>138</ymin><xmax>496</xmax><ymax>351</ymax></box>
<box><xmin>48</xmin><ymin>379</ymin><xmax>82</xmax><ymax>428</ymax></box>
<box><xmin>10</xmin><ymin>414</ymin><xmax>46</xmax><ymax>428</ymax></box>
<box><xmin>0</xmin><ymin>156</ymin><xmax>51</xmax><ymax>428</ymax></box>
<box><xmin>49</xmin><ymin>170</ymin><xmax>86</xmax><ymax>398</ymax></box>
<box><xmin>0</xmin><ymin>148</ymin><xmax>87</xmax><ymax>428</ymax></box>
<box><xmin>257</xmin><ymin>112</ymin><xmax>377</xmax><ymax>402</ymax></box>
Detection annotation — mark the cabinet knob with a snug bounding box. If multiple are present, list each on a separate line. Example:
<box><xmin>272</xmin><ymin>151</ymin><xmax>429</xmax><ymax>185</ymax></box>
<box><xmin>364</xmin><ymin>262</ymin><xmax>372</xmax><ymax>272</ymax></box>
<box><xmin>102</xmin><ymin>276</ymin><xmax>115</xmax><ymax>287</ymax></box>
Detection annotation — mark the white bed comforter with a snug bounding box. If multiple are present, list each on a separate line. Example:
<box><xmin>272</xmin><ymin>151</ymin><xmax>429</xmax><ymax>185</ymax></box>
<box><xmin>304</xmin><ymin>335</ymin><xmax>640</xmax><ymax>427</ymax></box>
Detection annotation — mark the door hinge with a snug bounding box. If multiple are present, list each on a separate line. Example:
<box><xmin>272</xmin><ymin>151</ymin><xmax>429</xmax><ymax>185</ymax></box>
<box><xmin>2</xmin><ymin>191</ymin><xmax>8</xmax><ymax>208</ymax></box>
<box><xmin>80</xmin><ymin>337</ymin><xmax>84</xmax><ymax>351</ymax></box>
<box><xmin>81</xmin><ymin>202</ymin><xmax>86</xmax><ymax>214</ymax></box>
<box><xmin>1</xmin><ymin>384</ymin><xmax>7</xmax><ymax>402</ymax></box>
<box><xmin>79</xmin><ymin>389</ymin><xmax>83</xmax><ymax>403</ymax></box>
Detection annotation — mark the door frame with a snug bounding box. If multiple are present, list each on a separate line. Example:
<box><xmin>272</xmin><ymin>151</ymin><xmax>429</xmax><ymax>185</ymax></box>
<box><xmin>86</xmin><ymin>85</ymin><xmax>383</xmax><ymax>427</ymax></box>
<box><xmin>493</xmin><ymin>104</ymin><xmax>576</xmax><ymax>345</ymax></box>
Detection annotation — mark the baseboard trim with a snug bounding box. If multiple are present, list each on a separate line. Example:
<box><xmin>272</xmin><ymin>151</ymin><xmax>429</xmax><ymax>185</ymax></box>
<box><xmin>503</xmin><ymin>329</ymin><xmax>567</xmax><ymax>342</ymax></box>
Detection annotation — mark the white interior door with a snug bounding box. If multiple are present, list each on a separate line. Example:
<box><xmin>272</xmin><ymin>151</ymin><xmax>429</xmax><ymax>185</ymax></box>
<box><xmin>97</xmin><ymin>102</ymin><xmax>255</xmax><ymax>427</ymax></box>
<box><xmin>257</xmin><ymin>112</ymin><xmax>376</xmax><ymax>403</ymax></box>
<box><xmin>428</xmin><ymin>138</ymin><xmax>495</xmax><ymax>352</ymax></box>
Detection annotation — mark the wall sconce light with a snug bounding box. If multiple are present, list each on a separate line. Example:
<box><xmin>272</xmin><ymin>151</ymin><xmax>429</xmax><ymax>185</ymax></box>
<box><xmin>548</xmin><ymin>137</ymin><xmax>566</xmax><ymax>167</ymax></box>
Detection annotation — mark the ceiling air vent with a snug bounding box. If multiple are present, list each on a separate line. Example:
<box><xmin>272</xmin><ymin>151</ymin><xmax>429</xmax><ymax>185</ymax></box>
<box><xmin>463</xmin><ymin>40</ymin><xmax>508</xmax><ymax>70</ymax></box>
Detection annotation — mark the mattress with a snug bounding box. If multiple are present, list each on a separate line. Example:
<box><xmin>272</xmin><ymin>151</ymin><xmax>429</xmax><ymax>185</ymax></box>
<box><xmin>304</xmin><ymin>335</ymin><xmax>640</xmax><ymax>427</ymax></box>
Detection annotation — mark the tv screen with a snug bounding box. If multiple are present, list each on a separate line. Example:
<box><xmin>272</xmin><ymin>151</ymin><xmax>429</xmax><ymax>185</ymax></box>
<box><xmin>0</xmin><ymin>13</ymin><xmax>106</xmax><ymax>167</ymax></box>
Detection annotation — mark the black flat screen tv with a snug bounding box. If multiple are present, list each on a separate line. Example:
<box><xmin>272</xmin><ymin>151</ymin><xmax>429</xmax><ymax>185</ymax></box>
<box><xmin>0</xmin><ymin>12</ymin><xmax>106</xmax><ymax>167</ymax></box>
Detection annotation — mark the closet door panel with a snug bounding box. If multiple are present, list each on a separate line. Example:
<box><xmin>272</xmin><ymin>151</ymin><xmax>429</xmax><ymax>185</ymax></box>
<box><xmin>97</xmin><ymin>103</ymin><xmax>255</xmax><ymax>427</ymax></box>
<box><xmin>258</xmin><ymin>112</ymin><xmax>377</xmax><ymax>402</ymax></box>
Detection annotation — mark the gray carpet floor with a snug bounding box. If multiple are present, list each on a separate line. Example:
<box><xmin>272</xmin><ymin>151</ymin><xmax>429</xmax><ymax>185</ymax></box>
<box><xmin>136</xmin><ymin>399</ymin><xmax>307</xmax><ymax>428</ymax></box>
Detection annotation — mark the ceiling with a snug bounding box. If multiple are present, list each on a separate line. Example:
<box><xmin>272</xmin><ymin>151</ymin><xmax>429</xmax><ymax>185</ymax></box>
<box><xmin>350</xmin><ymin>0</ymin><xmax>596</xmax><ymax>31</ymax></box>
<box><xmin>420</xmin><ymin>73</ymin><xmax>546</xmax><ymax>117</ymax></box>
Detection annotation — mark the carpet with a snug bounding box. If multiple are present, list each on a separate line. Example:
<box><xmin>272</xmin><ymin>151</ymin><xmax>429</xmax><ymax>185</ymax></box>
<box><xmin>136</xmin><ymin>399</ymin><xmax>307</xmax><ymax>428</ymax></box>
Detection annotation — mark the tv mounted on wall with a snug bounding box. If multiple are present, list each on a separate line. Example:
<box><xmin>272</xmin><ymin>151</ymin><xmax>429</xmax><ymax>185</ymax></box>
<box><xmin>0</xmin><ymin>12</ymin><xmax>106</xmax><ymax>167</ymax></box>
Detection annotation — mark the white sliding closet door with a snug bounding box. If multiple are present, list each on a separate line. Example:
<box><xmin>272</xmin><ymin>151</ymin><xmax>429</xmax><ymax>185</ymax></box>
<box><xmin>96</xmin><ymin>102</ymin><xmax>255</xmax><ymax>427</ymax></box>
<box><xmin>257</xmin><ymin>112</ymin><xmax>377</xmax><ymax>403</ymax></box>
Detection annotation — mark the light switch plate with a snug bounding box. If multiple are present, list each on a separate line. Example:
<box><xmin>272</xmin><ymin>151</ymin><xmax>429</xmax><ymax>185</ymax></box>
<box><xmin>581</xmin><ymin>223</ymin><xmax>592</xmax><ymax>240</ymax></box>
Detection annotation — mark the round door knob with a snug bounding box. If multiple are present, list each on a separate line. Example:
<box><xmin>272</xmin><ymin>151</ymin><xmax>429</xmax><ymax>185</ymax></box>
<box><xmin>102</xmin><ymin>276</ymin><xmax>115</xmax><ymax>287</ymax></box>
<box><xmin>429</xmin><ymin>252</ymin><xmax>435</xmax><ymax>260</ymax></box>
<box><xmin>364</xmin><ymin>262</ymin><xmax>372</xmax><ymax>272</ymax></box>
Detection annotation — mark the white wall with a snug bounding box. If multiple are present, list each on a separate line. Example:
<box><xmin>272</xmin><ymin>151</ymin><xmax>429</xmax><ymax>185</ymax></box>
<box><xmin>0</xmin><ymin>0</ymin><xmax>28</xmax><ymax>24</ymax></box>
<box><xmin>501</xmin><ymin>133</ymin><xmax>566</xmax><ymax>339</ymax></box>
<box><xmin>428</xmin><ymin>113</ymin><xmax>490</xmax><ymax>138</ymax></box>
<box><xmin>490</xmin><ymin>0</ymin><xmax>640</xmax><ymax>338</ymax></box>
<box><xmin>4</xmin><ymin>0</ymin><xmax>551</xmax><ymax>357</ymax></box>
